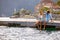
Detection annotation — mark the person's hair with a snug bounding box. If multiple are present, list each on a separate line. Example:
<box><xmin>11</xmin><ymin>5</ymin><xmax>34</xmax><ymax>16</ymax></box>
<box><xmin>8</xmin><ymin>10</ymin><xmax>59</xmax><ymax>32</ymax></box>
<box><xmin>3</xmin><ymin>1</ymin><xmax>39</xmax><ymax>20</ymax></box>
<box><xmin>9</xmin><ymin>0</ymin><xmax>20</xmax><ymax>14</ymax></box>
<box><xmin>39</xmin><ymin>10</ymin><xmax>43</xmax><ymax>15</ymax></box>
<box><xmin>47</xmin><ymin>11</ymin><xmax>50</xmax><ymax>13</ymax></box>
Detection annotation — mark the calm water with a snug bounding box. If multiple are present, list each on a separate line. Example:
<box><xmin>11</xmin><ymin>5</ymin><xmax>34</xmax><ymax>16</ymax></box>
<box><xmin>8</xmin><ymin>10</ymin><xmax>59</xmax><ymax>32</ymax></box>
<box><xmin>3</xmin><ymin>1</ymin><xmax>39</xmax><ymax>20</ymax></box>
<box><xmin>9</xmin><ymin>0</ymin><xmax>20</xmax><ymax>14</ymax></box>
<box><xmin>0</xmin><ymin>27</ymin><xmax>60</xmax><ymax>40</ymax></box>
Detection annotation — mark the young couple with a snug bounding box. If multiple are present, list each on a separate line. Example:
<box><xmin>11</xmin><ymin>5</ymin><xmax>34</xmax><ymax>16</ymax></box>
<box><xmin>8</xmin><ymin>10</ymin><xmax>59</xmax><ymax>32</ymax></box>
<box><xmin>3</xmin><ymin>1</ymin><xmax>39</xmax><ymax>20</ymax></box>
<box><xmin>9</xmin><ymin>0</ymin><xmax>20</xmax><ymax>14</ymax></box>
<box><xmin>36</xmin><ymin>10</ymin><xmax>53</xmax><ymax>30</ymax></box>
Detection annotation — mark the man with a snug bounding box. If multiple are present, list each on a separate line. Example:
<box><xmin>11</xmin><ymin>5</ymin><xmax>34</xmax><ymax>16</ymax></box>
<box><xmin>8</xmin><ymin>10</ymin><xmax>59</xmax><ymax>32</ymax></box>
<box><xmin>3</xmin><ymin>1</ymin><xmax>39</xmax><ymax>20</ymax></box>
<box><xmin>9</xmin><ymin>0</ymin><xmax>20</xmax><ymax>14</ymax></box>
<box><xmin>44</xmin><ymin>10</ymin><xmax>53</xmax><ymax>30</ymax></box>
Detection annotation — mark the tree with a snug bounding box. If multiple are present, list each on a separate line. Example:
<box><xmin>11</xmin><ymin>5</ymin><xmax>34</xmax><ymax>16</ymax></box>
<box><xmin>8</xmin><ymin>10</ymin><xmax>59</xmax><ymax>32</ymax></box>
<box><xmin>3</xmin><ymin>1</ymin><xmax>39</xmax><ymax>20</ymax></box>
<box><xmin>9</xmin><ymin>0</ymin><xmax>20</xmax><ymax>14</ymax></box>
<box><xmin>13</xmin><ymin>12</ymin><xmax>20</xmax><ymax>15</ymax></box>
<box><xmin>25</xmin><ymin>10</ymin><xmax>31</xmax><ymax>15</ymax></box>
<box><xmin>57</xmin><ymin>0</ymin><xmax>60</xmax><ymax>6</ymax></box>
<box><xmin>20</xmin><ymin>8</ymin><xmax>31</xmax><ymax>15</ymax></box>
<box><xmin>20</xmin><ymin>9</ymin><xmax>26</xmax><ymax>14</ymax></box>
<box><xmin>40</xmin><ymin>7</ymin><xmax>50</xmax><ymax>11</ymax></box>
<box><xmin>13</xmin><ymin>8</ymin><xmax>32</xmax><ymax>17</ymax></box>
<box><xmin>13</xmin><ymin>12</ymin><xmax>20</xmax><ymax>17</ymax></box>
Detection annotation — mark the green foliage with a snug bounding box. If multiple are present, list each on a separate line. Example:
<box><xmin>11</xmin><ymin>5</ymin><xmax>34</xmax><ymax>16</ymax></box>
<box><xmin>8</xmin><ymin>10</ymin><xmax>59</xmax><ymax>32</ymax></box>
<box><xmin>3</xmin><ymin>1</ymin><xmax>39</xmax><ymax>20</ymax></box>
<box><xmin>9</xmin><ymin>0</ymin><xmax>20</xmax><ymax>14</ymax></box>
<box><xmin>13</xmin><ymin>12</ymin><xmax>20</xmax><ymax>15</ymax></box>
<box><xmin>20</xmin><ymin>9</ymin><xmax>31</xmax><ymax>15</ymax></box>
<box><xmin>13</xmin><ymin>8</ymin><xmax>32</xmax><ymax>16</ymax></box>
<box><xmin>53</xmin><ymin>11</ymin><xmax>60</xmax><ymax>14</ymax></box>
<box><xmin>25</xmin><ymin>10</ymin><xmax>31</xmax><ymax>15</ymax></box>
<box><xmin>43</xmin><ymin>7</ymin><xmax>50</xmax><ymax>11</ymax></box>
<box><xmin>21</xmin><ymin>9</ymin><xmax>26</xmax><ymax>14</ymax></box>
<box><xmin>57</xmin><ymin>0</ymin><xmax>60</xmax><ymax>6</ymax></box>
<box><xmin>40</xmin><ymin>7</ymin><xmax>50</xmax><ymax>11</ymax></box>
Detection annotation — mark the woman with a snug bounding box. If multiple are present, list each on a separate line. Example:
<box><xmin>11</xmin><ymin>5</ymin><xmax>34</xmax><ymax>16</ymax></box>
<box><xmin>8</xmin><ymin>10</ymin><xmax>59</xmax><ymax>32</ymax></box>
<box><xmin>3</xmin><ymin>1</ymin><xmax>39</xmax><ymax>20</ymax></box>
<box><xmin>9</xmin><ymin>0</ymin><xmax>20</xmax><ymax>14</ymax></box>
<box><xmin>36</xmin><ymin>9</ymin><xmax>44</xmax><ymax>30</ymax></box>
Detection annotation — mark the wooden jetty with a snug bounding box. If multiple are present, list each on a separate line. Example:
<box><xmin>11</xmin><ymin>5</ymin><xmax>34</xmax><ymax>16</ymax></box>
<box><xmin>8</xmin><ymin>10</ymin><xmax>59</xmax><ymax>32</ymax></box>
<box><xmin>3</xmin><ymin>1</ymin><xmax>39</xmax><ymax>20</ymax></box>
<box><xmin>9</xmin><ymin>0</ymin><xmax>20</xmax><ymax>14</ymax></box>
<box><xmin>0</xmin><ymin>17</ymin><xmax>60</xmax><ymax>30</ymax></box>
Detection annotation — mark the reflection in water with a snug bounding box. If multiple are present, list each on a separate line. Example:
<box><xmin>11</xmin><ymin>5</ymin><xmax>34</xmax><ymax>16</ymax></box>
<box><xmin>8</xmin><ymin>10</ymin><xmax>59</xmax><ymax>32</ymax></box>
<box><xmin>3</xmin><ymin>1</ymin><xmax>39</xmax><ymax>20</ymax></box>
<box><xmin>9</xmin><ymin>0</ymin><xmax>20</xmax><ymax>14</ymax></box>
<box><xmin>0</xmin><ymin>27</ymin><xmax>60</xmax><ymax>40</ymax></box>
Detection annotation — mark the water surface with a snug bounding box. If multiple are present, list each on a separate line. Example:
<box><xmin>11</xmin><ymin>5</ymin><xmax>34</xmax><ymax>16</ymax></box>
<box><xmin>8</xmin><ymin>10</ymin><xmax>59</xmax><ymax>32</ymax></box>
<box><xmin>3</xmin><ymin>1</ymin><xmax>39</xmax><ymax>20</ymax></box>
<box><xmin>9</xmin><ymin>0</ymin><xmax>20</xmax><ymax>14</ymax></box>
<box><xmin>0</xmin><ymin>27</ymin><xmax>60</xmax><ymax>40</ymax></box>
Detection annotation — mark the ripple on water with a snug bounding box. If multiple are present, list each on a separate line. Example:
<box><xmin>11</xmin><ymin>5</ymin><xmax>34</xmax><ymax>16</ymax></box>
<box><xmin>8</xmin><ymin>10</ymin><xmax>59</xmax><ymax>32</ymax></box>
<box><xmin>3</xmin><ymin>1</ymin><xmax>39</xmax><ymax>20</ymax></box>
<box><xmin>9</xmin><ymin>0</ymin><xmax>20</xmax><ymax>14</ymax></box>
<box><xmin>0</xmin><ymin>27</ymin><xmax>60</xmax><ymax>40</ymax></box>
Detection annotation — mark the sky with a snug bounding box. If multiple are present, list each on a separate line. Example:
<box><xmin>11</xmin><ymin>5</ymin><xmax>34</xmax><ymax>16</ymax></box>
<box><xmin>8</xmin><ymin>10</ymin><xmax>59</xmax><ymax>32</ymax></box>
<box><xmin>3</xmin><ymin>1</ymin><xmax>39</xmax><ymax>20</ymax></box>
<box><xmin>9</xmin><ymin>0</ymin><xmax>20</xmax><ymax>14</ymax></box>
<box><xmin>0</xmin><ymin>0</ymin><xmax>57</xmax><ymax>17</ymax></box>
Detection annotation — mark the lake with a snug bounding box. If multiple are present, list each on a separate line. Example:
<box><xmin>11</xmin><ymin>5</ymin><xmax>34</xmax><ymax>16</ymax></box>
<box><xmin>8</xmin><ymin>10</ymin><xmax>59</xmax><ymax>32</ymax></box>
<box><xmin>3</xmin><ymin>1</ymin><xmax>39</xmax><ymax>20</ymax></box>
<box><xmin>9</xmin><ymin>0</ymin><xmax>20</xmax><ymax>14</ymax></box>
<box><xmin>0</xmin><ymin>26</ymin><xmax>60</xmax><ymax>40</ymax></box>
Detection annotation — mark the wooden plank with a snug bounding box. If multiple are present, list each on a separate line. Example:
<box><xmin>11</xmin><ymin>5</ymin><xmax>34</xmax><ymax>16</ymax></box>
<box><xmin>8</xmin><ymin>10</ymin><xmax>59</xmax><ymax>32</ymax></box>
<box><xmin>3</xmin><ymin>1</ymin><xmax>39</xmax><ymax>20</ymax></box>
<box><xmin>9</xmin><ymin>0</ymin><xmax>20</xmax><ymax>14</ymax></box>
<box><xmin>0</xmin><ymin>17</ymin><xmax>60</xmax><ymax>23</ymax></box>
<box><xmin>0</xmin><ymin>17</ymin><xmax>60</xmax><ymax>27</ymax></box>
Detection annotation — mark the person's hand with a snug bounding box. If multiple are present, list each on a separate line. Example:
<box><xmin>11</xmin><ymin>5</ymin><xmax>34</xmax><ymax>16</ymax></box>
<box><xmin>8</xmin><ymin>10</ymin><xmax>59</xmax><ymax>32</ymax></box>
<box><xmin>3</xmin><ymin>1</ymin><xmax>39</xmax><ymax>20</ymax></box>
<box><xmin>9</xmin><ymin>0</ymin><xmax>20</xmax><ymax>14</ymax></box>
<box><xmin>36</xmin><ymin>20</ymin><xmax>40</xmax><ymax>24</ymax></box>
<box><xmin>49</xmin><ymin>20</ymin><xmax>54</xmax><ymax>23</ymax></box>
